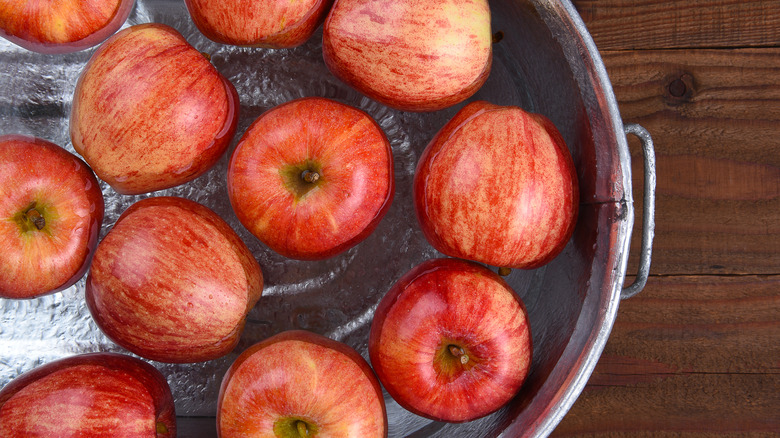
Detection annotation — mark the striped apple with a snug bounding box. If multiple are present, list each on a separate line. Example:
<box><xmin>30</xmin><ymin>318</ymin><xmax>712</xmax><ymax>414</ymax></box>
<box><xmin>70</xmin><ymin>23</ymin><xmax>239</xmax><ymax>195</ymax></box>
<box><xmin>86</xmin><ymin>196</ymin><xmax>263</xmax><ymax>363</ymax></box>
<box><xmin>0</xmin><ymin>0</ymin><xmax>135</xmax><ymax>54</ymax></box>
<box><xmin>413</xmin><ymin>101</ymin><xmax>579</xmax><ymax>270</ymax></box>
<box><xmin>0</xmin><ymin>135</ymin><xmax>104</xmax><ymax>299</ymax></box>
<box><xmin>369</xmin><ymin>258</ymin><xmax>532</xmax><ymax>422</ymax></box>
<box><xmin>227</xmin><ymin>97</ymin><xmax>394</xmax><ymax>261</ymax></box>
<box><xmin>322</xmin><ymin>0</ymin><xmax>492</xmax><ymax>112</ymax></box>
<box><xmin>185</xmin><ymin>0</ymin><xmax>333</xmax><ymax>48</ymax></box>
<box><xmin>0</xmin><ymin>352</ymin><xmax>175</xmax><ymax>437</ymax></box>
<box><xmin>218</xmin><ymin>330</ymin><xmax>387</xmax><ymax>437</ymax></box>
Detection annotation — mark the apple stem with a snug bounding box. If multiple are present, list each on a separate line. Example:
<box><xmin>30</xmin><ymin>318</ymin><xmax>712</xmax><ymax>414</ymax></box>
<box><xmin>448</xmin><ymin>345</ymin><xmax>469</xmax><ymax>365</ymax></box>
<box><xmin>301</xmin><ymin>169</ymin><xmax>320</xmax><ymax>184</ymax></box>
<box><xmin>156</xmin><ymin>421</ymin><xmax>168</xmax><ymax>435</ymax></box>
<box><xmin>26</xmin><ymin>207</ymin><xmax>46</xmax><ymax>230</ymax></box>
<box><xmin>295</xmin><ymin>420</ymin><xmax>309</xmax><ymax>437</ymax></box>
<box><xmin>498</xmin><ymin>267</ymin><xmax>512</xmax><ymax>276</ymax></box>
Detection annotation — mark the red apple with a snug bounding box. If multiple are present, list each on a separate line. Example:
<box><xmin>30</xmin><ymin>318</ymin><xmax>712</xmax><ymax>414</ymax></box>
<box><xmin>184</xmin><ymin>0</ymin><xmax>333</xmax><ymax>48</ymax></box>
<box><xmin>86</xmin><ymin>196</ymin><xmax>264</xmax><ymax>363</ymax></box>
<box><xmin>227</xmin><ymin>97</ymin><xmax>394</xmax><ymax>260</ymax></box>
<box><xmin>322</xmin><ymin>0</ymin><xmax>492</xmax><ymax>112</ymax></box>
<box><xmin>218</xmin><ymin>330</ymin><xmax>387</xmax><ymax>437</ymax></box>
<box><xmin>0</xmin><ymin>135</ymin><xmax>104</xmax><ymax>299</ymax></box>
<box><xmin>369</xmin><ymin>257</ymin><xmax>532</xmax><ymax>423</ymax></box>
<box><xmin>414</xmin><ymin>101</ymin><xmax>579</xmax><ymax>270</ymax></box>
<box><xmin>0</xmin><ymin>0</ymin><xmax>134</xmax><ymax>54</ymax></box>
<box><xmin>0</xmin><ymin>352</ymin><xmax>175</xmax><ymax>437</ymax></box>
<box><xmin>70</xmin><ymin>23</ymin><xmax>239</xmax><ymax>195</ymax></box>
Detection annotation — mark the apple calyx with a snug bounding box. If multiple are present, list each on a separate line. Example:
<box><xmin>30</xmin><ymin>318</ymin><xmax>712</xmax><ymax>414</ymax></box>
<box><xmin>448</xmin><ymin>345</ymin><xmax>470</xmax><ymax>365</ymax></box>
<box><xmin>434</xmin><ymin>340</ymin><xmax>476</xmax><ymax>380</ymax></box>
<box><xmin>301</xmin><ymin>169</ymin><xmax>320</xmax><ymax>184</ymax></box>
<box><xmin>14</xmin><ymin>202</ymin><xmax>50</xmax><ymax>233</ymax></box>
<box><xmin>25</xmin><ymin>206</ymin><xmax>46</xmax><ymax>230</ymax></box>
<box><xmin>274</xmin><ymin>416</ymin><xmax>318</xmax><ymax>438</ymax></box>
<box><xmin>282</xmin><ymin>160</ymin><xmax>324</xmax><ymax>199</ymax></box>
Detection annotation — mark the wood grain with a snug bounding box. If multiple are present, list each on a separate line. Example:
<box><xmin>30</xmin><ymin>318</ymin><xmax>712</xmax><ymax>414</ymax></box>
<box><xmin>553</xmin><ymin>3</ymin><xmax>780</xmax><ymax>432</ymax></box>
<box><xmin>603</xmin><ymin>48</ymin><xmax>780</xmax><ymax>275</ymax></box>
<box><xmin>572</xmin><ymin>0</ymin><xmax>780</xmax><ymax>50</ymax></box>
<box><xmin>553</xmin><ymin>275</ymin><xmax>780</xmax><ymax>436</ymax></box>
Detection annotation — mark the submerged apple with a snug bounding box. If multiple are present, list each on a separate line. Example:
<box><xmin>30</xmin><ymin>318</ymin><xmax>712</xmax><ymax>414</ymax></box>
<box><xmin>70</xmin><ymin>23</ymin><xmax>239</xmax><ymax>195</ymax></box>
<box><xmin>185</xmin><ymin>0</ymin><xmax>333</xmax><ymax>48</ymax></box>
<box><xmin>322</xmin><ymin>0</ymin><xmax>492</xmax><ymax>111</ymax></box>
<box><xmin>86</xmin><ymin>196</ymin><xmax>263</xmax><ymax>363</ymax></box>
<box><xmin>0</xmin><ymin>352</ymin><xmax>175</xmax><ymax>437</ymax></box>
<box><xmin>0</xmin><ymin>0</ymin><xmax>135</xmax><ymax>54</ymax></box>
<box><xmin>414</xmin><ymin>101</ymin><xmax>579</xmax><ymax>270</ymax></box>
<box><xmin>369</xmin><ymin>258</ymin><xmax>533</xmax><ymax>423</ymax></box>
<box><xmin>0</xmin><ymin>135</ymin><xmax>104</xmax><ymax>299</ymax></box>
<box><xmin>218</xmin><ymin>330</ymin><xmax>387</xmax><ymax>437</ymax></box>
<box><xmin>227</xmin><ymin>96</ymin><xmax>394</xmax><ymax>260</ymax></box>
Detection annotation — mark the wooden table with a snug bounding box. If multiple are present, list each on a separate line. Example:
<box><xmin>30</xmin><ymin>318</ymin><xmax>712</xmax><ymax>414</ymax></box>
<box><xmin>553</xmin><ymin>1</ymin><xmax>780</xmax><ymax>435</ymax></box>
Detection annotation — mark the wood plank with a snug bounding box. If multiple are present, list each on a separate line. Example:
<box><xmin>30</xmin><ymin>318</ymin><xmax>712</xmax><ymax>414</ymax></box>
<box><xmin>553</xmin><ymin>275</ymin><xmax>780</xmax><ymax>436</ymax></box>
<box><xmin>572</xmin><ymin>0</ymin><xmax>780</xmax><ymax>50</ymax></box>
<box><xmin>601</xmin><ymin>48</ymin><xmax>780</xmax><ymax>275</ymax></box>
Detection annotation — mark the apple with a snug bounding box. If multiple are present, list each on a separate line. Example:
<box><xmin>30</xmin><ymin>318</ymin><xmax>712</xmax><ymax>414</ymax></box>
<box><xmin>368</xmin><ymin>257</ymin><xmax>532</xmax><ymax>423</ymax></box>
<box><xmin>0</xmin><ymin>135</ymin><xmax>104</xmax><ymax>299</ymax></box>
<box><xmin>322</xmin><ymin>0</ymin><xmax>492</xmax><ymax>112</ymax></box>
<box><xmin>0</xmin><ymin>352</ymin><xmax>175</xmax><ymax>437</ymax></box>
<box><xmin>86</xmin><ymin>196</ymin><xmax>264</xmax><ymax>363</ymax></box>
<box><xmin>0</xmin><ymin>0</ymin><xmax>134</xmax><ymax>54</ymax></box>
<box><xmin>413</xmin><ymin>101</ymin><xmax>579</xmax><ymax>270</ymax></box>
<box><xmin>218</xmin><ymin>330</ymin><xmax>387</xmax><ymax>437</ymax></box>
<box><xmin>70</xmin><ymin>23</ymin><xmax>239</xmax><ymax>195</ymax></box>
<box><xmin>184</xmin><ymin>0</ymin><xmax>333</xmax><ymax>48</ymax></box>
<box><xmin>227</xmin><ymin>96</ymin><xmax>394</xmax><ymax>260</ymax></box>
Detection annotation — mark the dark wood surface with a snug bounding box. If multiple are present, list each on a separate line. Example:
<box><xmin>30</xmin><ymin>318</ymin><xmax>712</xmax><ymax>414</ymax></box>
<box><xmin>553</xmin><ymin>1</ymin><xmax>780</xmax><ymax>435</ymax></box>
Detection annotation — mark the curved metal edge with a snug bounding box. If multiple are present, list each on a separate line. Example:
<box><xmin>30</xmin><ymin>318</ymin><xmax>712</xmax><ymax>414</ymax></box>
<box><xmin>620</xmin><ymin>124</ymin><xmax>656</xmax><ymax>299</ymax></box>
<box><xmin>521</xmin><ymin>2</ymin><xmax>635</xmax><ymax>437</ymax></box>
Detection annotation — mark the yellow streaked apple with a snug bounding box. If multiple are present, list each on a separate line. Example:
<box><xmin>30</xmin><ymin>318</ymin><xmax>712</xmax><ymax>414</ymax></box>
<box><xmin>0</xmin><ymin>135</ymin><xmax>104</xmax><ymax>299</ymax></box>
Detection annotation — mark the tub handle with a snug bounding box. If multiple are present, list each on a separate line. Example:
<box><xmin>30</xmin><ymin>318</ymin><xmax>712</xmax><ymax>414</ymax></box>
<box><xmin>621</xmin><ymin>123</ymin><xmax>656</xmax><ymax>299</ymax></box>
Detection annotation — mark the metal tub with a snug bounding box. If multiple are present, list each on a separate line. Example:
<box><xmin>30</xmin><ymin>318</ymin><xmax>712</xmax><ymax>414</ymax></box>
<box><xmin>0</xmin><ymin>0</ymin><xmax>655</xmax><ymax>436</ymax></box>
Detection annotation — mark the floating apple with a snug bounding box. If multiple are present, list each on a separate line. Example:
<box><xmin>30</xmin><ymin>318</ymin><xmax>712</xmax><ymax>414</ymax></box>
<box><xmin>86</xmin><ymin>196</ymin><xmax>263</xmax><ymax>363</ymax></box>
<box><xmin>369</xmin><ymin>258</ymin><xmax>532</xmax><ymax>423</ymax></box>
<box><xmin>227</xmin><ymin>97</ymin><xmax>394</xmax><ymax>260</ymax></box>
<box><xmin>0</xmin><ymin>135</ymin><xmax>104</xmax><ymax>299</ymax></box>
<box><xmin>322</xmin><ymin>0</ymin><xmax>492</xmax><ymax>112</ymax></box>
<box><xmin>0</xmin><ymin>352</ymin><xmax>175</xmax><ymax>437</ymax></box>
<box><xmin>414</xmin><ymin>101</ymin><xmax>579</xmax><ymax>270</ymax></box>
<box><xmin>0</xmin><ymin>0</ymin><xmax>135</xmax><ymax>54</ymax></box>
<box><xmin>218</xmin><ymin>330</ymin><xmax>387</xmax><ymax>437</ymax></box>
<box><xmin>70</xmin><ymin>23</ymin><xmax>239</xmax><ymax>195</ymax></box>
<box><xmin>184</xmin><ymin>0</ymin><xmax>333</xmax><ymax>48</ymax></box>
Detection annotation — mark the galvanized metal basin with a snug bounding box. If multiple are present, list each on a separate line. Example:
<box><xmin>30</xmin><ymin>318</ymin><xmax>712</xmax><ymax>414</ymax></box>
<box><xmin>0</xmin><ymin>0</ymin><xmax>655</xmax><ymax>436</ymax></box>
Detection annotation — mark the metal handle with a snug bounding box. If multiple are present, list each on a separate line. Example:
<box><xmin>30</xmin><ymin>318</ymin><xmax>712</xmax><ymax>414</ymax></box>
<box><xmin>621</xmin><ymin>123</ymin><xmax>656</xmax><ymax>299</ymax></box>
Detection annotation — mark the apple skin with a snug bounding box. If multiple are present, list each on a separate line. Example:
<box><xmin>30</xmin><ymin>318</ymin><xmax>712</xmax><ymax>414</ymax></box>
<box><xmin>227</xmin><ymin>97</ymin><xmax>394</xmax><ymax>260</ymax></box>
<box><xmin>413</xmin><ymin>101</ymin><xmax>579</xmax><ymax>270</ymax></box>
<box><xmin>70</xmin><ymin>23</ymin><xmax>240</xmax><ymax>195</ymax></box>
<box><xmin>0</xmin><ymin>135</ymin><xmax>104</xmax><ymax>299</ymax></box>
<box><xmin>86</xmin><ymin>196</ymin><xmax>264</xmax><ymax>363</ymax></box>
<box><xmin>368</xmin><ymin>258</ymin><xmax>532</xmax><ymax>423</ymax></box>
<box><xmin>0</xmin><ymin>352</ymin><xmax>175</xmax><ymax>437</ymax></box>
<box><xmin>218</xmin><ymin>330</ymin><xmax>387</xmax><ymax>437</ymax></box>
<box><xmin>184</xmin><ymin>0</ymin><xmax>334</xmax><ymax>48</ymax></box>
<box><xmin>0</xmin><ymin>0</ymin><xmax>135</xmax><ymax>54</ymax></box>
<box><xmin>322</xmin><ymin>0</ymin><xmax>492</xmax><ymax>112</ymax></box>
